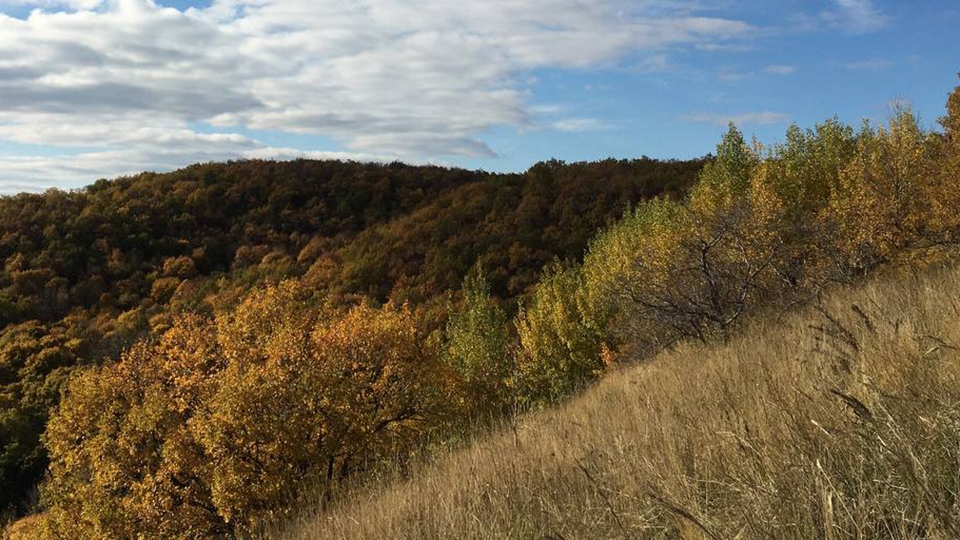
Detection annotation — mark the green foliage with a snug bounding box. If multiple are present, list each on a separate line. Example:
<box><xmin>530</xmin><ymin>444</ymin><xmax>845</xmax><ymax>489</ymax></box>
<box><xmin>580</xmin><ymin>199</ymin><xmax>702</xmax><ymax>347</ymax></box>
<box><xmin>691</xmin><ymin>123</ymin><xmax>758</xmax><ymax>214</ymax></box>
<box><xmin>516</xmin><ymin>263</ymin><xmax>607</xmax><ymax>404</ymax></box>
<box><xmin>442</xmin><ymin>269</ymin><xmax>512</xmax><ymax>416</ymax></box>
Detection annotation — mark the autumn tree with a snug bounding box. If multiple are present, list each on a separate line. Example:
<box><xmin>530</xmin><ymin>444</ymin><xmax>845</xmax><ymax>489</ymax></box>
<box><xmin>929</xmin><ymin>73</ymin><xmax>960</xmax><ymax>240</ymax></box>
<box><xmin>579</xmin><ymin>126</ymin><xmax>771</xmax><ymax>352</ymax></box>
<box><xmin>516</xmin><ymin>262</ymin><xmax>608</xmax><ymax>404</ymax></box>
<box><xmin>749</xmin><ymin>119</ymin><xmax>857</xmax><ymax>287</ymax></box>
<box><xmin>0</xmin><ymin>318</ymin><xmax>95</xmax><ymax>515</ymax></box>
<box><xmin>16</xmin><ymin>282</ymin><xmax>450</xmax><ymax>538</ymax></box>
<box><xmin>832</xmin><ymin>110</ymin><xmax>936</xmax><ymax>271</ymax></box>
<box><xmin>441</xmin><ymin>269</ymin><xmax>512</xmax><ymax>416</ymax></box>
<box><xmin>0</xmin><ymin>157</ymin><xmax>702</xmax><ymax>512</ymax></box>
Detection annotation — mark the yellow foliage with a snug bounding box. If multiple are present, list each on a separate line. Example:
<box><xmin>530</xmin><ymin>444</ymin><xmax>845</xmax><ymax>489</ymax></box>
<box><xmin>516</xmin><ymin>262</ymin><xmax>606</xmax><ymax>403</ymax></box>
<box><xmin>929</xmin><ymin>76</ymin><xmax>960</xmax><ymax>240</ymax></box>
<box><xmin>832</xmin><ymin>112</ymin><xmax>936</xmax><ymax>270</ymax></box>
<box><xmin>18</xmin><ymin>282</ymin><xmax>449</xmax><ymax>538</ymax></box>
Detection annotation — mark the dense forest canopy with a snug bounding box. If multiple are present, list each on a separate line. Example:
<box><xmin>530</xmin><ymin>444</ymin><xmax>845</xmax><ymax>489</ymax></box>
<box><xmin>0</xmin><ymin>156</ymin><xmax>703</xmax><ymax>517</ymax></box>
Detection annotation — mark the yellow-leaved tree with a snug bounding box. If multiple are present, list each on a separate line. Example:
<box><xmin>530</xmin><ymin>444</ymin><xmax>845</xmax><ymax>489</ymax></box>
<box><xmin>515</xmin><ymin>261</ymin><xmax>607</xmax><ymax>404</ymax></box>
<box><xmin>832</xmin><ymin>110</ymin><xmax>937</xmax><ymax>270</ymax></box>
<box><xmin>582</xmin><ymin>125</ymin><xmax>770</xmax><ymax>350</ymax></box>
<box><xmin>16</xmin><ymin>282</ymin><xmax>450</xmax><ymax>538</ymax></box>
<box><xmin>929</xmin><ymin>73</ymin><xmax>960</xmax><ymax>240</ymax></box>
<box><xmin>749</xmin><ymin>119</ymin><xmax>857</xmax><ymax>288</ymax></box>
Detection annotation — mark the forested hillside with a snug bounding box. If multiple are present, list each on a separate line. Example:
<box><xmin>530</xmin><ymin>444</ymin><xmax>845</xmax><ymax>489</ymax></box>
<box><xmin>0</xmin><ymin>157</ymin><xmax>702</xmax><ymax>519</ymax></box>
<box><xmin>2</xmin><ymin>0</ymin><xmax>956</xmax><ymax>535</ymax></box>
<box><xmin>279</xmin><ymin>250</ymin><xmax>960</xmax><ymax>540</ymax></box>
<box><xmin>5</xmin><ymin>66</ymin><xmax>960</xmax><ymax>537</ymax></box>
<box><xmin>278</xmin><ymin>73</ymin><xmax>960</xmax><ymax>539</ymax></box>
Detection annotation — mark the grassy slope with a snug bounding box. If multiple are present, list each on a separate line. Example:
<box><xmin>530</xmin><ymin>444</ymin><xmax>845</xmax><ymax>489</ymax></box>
<box><xmin>276</xmin><ymin>262</ymin><xmax>960</xmax><ymax>539</ymax></box>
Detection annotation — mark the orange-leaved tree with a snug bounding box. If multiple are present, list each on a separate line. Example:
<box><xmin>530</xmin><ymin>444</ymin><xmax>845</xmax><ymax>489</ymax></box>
<box><xmin>16</xmin><ymin>282</ymin><xmax>451</xmax><ymax>538</ymax></box>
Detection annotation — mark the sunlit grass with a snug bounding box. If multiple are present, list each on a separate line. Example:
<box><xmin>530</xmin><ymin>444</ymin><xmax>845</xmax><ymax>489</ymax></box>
<box><xmin>275</xmin><ymin>262</ymin><xmax>960</xmax><ymax>539</ymax></box>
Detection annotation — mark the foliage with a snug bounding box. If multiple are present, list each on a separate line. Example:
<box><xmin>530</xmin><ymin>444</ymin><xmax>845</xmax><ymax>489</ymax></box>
<box><xmin>516</xmin><ymin>263</ymin><xmax>607</xmax><ymax>403</ymax></box>
<box><xmin>930</xmin><ymin>77</ymin><xmax>960</xmax><ymax>241</ymax></box>
<box><xmin>0</xmin><ymin>157</ymin><xmax>703</xmax><ymax>513</ymax></box>
<box><xmin>575</xmin><ymin>127</ymin><xmax>769</xmax><ymax>353</ymax></box>
<box><xmin>749</xmin><ymin>118</ymin><xmax>858</xmax><ymax>287</ymax></box>
<box><xmin>277</xmin><ymin>258</ymin><xmax>960</xmax><ymax>540</ymax></box>
<box><xmin>7</xmin><ymin>67</ymin><xmax>960</xmax><ymax>540</ymax></box>
<box><xmin>18</xmin><ymin>283</ymin><xmax>450</xmax><ymax>538</ymax></box>
<box><xmin>832</xmin><ymin>111</ymin><xmax>937</xmax><ymax>270</ymax></box>
<box><xmin>516</xmin><ymin>74</ymin><xmax>960</xmax><ymax>399</ymax></box>
<box><xmin>441</xmin><ymin>269</ymin><xmax>512</xmax><ymax>416</ymax></box>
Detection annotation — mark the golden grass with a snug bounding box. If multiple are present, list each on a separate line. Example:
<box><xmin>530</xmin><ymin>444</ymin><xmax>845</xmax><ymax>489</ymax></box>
<box><xmin>274</xmin><ymin>264</ymin><xmax>960</xmax><ymax>539</ymax></box>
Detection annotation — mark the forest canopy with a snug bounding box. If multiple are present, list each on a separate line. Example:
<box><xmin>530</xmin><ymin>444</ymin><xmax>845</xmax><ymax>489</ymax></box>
<box><xmin>0</xmin><ymin>156</ymin><xmax>703</xmax><ymax>520</ymax></box>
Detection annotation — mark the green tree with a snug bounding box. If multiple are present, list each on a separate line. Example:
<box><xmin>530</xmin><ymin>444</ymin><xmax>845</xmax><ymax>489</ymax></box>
<box><xmin>516</xmin><ymin>262</ymin><xmax>607</xmax><ymax>404</ymax></box>
<box><xmin>442</xmin><ymin>269</ymin><xmax>512</xmax><ymax>416</ymax></box>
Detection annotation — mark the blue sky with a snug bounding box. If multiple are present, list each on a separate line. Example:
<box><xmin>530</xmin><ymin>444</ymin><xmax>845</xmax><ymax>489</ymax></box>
<box><xmin>0</xmin><ymin>0</ymin><xmax>957</xmax><ymax>193</ymax></box>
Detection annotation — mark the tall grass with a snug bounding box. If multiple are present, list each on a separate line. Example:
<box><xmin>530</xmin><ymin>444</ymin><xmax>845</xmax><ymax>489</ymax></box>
<box><xmin>273</xmin><ymin>262</ymin><xmax>960</xmax><ymax>539</ymax></box>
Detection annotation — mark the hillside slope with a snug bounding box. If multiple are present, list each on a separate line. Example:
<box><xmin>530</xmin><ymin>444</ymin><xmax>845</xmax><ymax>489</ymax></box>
<box><xmin>0</xmin><ymin>157</ymin><xmax>703</xmax><ymax>514</ymax></box>
<box><xmin>277</xmin><ymin>261</ymin><xmax>960</xmax><ymax>539</ymax></box>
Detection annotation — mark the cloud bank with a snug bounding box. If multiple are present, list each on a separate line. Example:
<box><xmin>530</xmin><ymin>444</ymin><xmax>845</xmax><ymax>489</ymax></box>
<box><xmin>0</xmin><ymin>0</ymin><xmax>759</xmax><ymax>191</ymax></box>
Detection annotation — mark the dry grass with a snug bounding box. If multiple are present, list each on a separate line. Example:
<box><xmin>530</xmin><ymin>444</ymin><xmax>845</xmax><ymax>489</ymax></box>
<box><xmin>273</xmin><ymin>263</ymin><xmax>960</xmax><ymax>539</ymax></box>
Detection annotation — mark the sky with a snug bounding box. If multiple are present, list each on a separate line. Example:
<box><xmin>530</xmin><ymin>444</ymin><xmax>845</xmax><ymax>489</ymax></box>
<box><xmin>0</xmin><ymin>0</ymin><xmax>957</xmax><ymax>193</ymax></box>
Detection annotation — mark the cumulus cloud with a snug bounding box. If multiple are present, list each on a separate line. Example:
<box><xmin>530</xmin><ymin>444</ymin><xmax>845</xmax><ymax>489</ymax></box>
<box><xmin>682</xmin><ymin>111</ymin><xmax>791</xmax><ymax>126</ymax></box>
<box><xmin>0</xmin><ymin>0</ymin><xmax>760</xmax><ymax>192</ymax></box>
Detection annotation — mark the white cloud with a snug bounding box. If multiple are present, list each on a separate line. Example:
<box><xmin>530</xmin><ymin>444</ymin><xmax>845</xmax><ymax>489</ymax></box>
<box><xmin>0</xmin><ymin>126</ymin><xmax>263</xmax><ymax>191</ymax></box>
<box><xmin>822</xmin><ymin>0</ymin><xmax>889</xmax><ymax>34</ymax></box>
<box><xmin>763</xmin><ymin>64</ymin><xmax>796</xmax><ymax>75</ymax></box>
<box><xmin>243</xmin><ymin>147</ymin><xmax>407</xmax><ymax>163</ymax></box>
<box><xmin>635</xmin><ymin>54</ymin><xmax>671</xmax><ymax>73</ymax></box>
<box><xmin>682</xmin><ymin>111</ymin><xmax>791</xmax><ymax>126</ymax></box>
<box><xmin>0</xmin><ymin>0</ymin><xmax>762</xmax><ymax>192</ymax></box>
<box><xmin>550</xmin><ymin>118</ymin><xmax>610</xmax><ymax>132</ymax></box>
<box><xmin>842</xmin><ymin>58</ymin><xmax>893</xmax><ymax>71</ymax></box>
<box><xmin>695</xmin><ymin>42</ymin><xmax>753</xmax><ymax>52</ymax></box>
